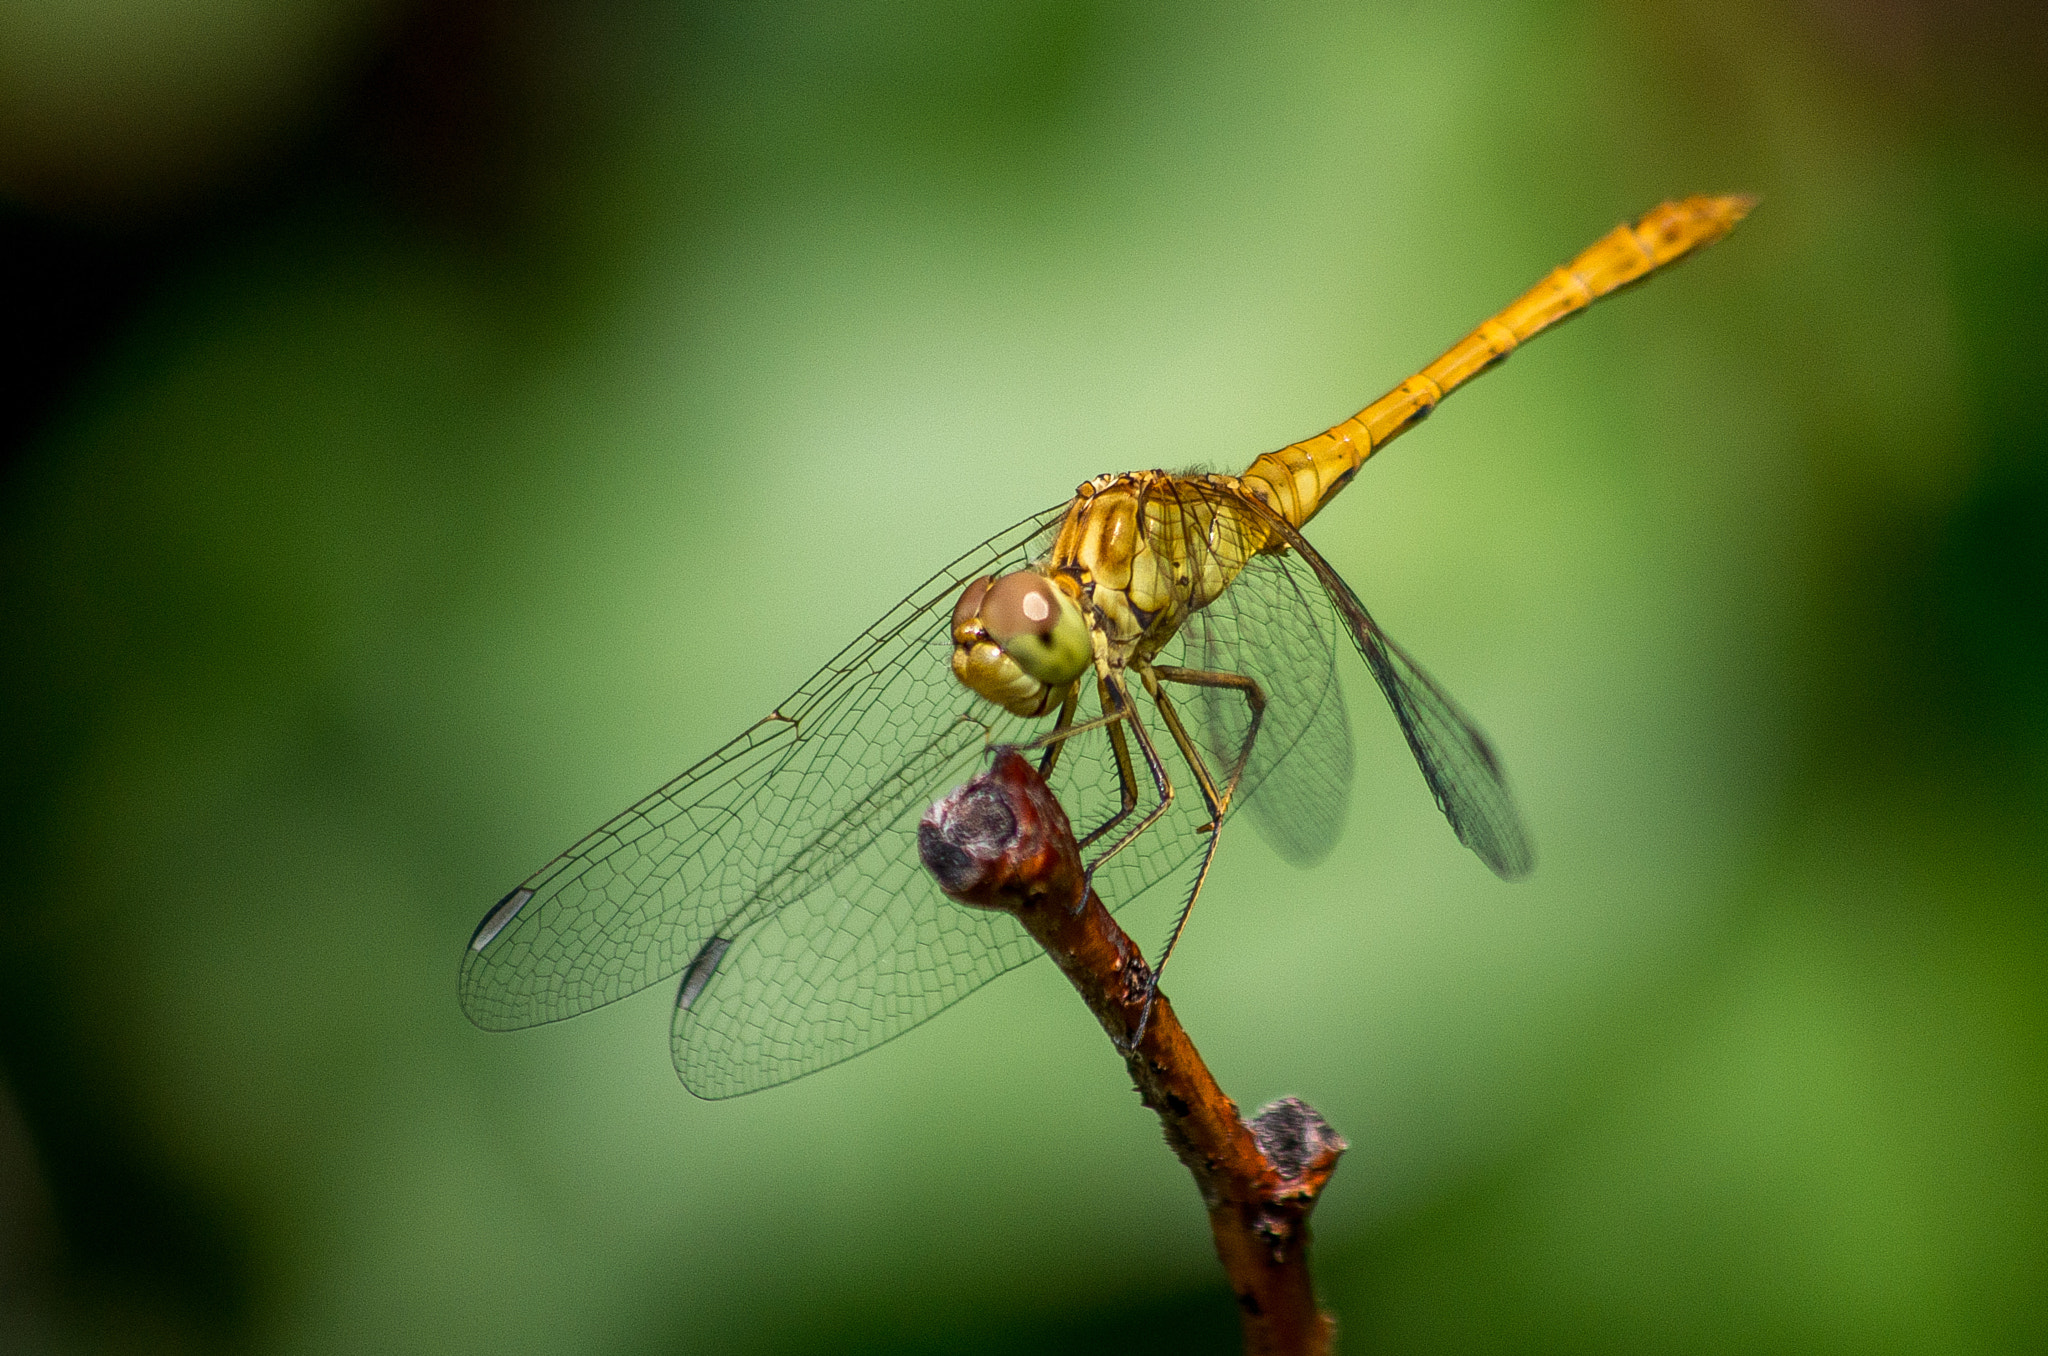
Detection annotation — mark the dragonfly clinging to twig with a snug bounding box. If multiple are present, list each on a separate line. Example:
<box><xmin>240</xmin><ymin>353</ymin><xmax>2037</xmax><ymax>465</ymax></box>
<box><xmin>461</xmin><ymin>194</ymin><xmax>1754</xmax><ymax>1097</ymax></box>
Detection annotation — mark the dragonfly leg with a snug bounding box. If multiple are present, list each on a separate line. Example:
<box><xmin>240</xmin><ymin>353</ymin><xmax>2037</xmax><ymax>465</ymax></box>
<box><xmin>1016</xmin><ymin>682</ymin><xmax>1130</xmax><ymax>773</ymax></box>
<box><xmin>1073</xmin><ymin>674</ymin><xmax>1144</xmax><ymax>853</ymax></box>
<box><xmin>1035</xmin><ymin>682</ymin><xmax>1082</xmax><ymax>779</ymax></box>
<box><xmin>1150</xmin><ymin>664</ymin><xmax>1268</xmax><ymax>827</ymax></box>
<box><xmin>1120</xmin><ymin>663</ymin><xmax>1271</xmax><ymax>1045</ymax></box>
<box><xmin>1078</xmin><ymin>669</ymin><xmax>1174</xmax><ymax>876</ymax></box>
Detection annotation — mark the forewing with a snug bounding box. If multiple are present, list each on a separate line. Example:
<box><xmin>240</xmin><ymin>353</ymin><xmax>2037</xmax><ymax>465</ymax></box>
<box><xmin>1243</xmin><ymin>496</ymin><xmax>1535</xmax><ymax>880</ymax></box>
<box><xmin>459</xmin><ymin>505</ymin><xmax>1066</xmax><ymax>1039</ymax></box>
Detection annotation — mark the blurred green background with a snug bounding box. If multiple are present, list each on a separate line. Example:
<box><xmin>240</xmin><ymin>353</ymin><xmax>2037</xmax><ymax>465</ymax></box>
<box><xmin>3</xmin><ymin>1</ymin><xmax>2044</xmax><ymax>1352</ymax></box>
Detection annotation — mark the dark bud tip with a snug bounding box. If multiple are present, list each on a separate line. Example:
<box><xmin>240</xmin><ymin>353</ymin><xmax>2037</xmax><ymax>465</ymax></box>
<box><xmin>918</xmin><ymin>783</ymin><xmax>1019</xmax><ymax>898</ymax></box>
<box><xmin>917</xmin><ymin>820</ymin><xmax>977</xmax><ymax>893</ymax></box>
<box><xmin>1249</xmin><ymin>1096</ymin><xmax>1347</xmax><ymax>1181</ymax></box>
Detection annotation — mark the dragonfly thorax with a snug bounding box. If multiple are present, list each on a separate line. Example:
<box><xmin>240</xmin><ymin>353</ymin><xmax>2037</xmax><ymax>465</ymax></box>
<box><xmin>1049</xmin><ymin>472</ymin><xmax>1271</xmax><ymax>669</ymax></box>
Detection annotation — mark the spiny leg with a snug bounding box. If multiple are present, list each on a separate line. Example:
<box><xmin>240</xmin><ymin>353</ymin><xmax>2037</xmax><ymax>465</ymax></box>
<box><xmin>1151</xmin><ymin>664</ymin><xmax>1267</xmax><ymax>822</ymax></box>
<box><xmin>1149</xmin><ymin>663</ymin><xmax>1268</xmax><ymax>943</ymax></box>
<box><xmin>1016</xmin><ymin>705</ymin><xmax>1127</xmax><ymax>762</ymax></box>
<box><xmin>1018</xmin><ymin>680</ymin><xmax>1080</xmax><ymax>778</ymax></box>
<box><xmin>1140</xmin><ymin>671</ymin><xmax>1219</xmax><ymax>822</ymax></box>
<box><xmin>1079</xmin><ymin>669</ymin><xmax>1174</xmax><ymax>878</ymax></box>
<box><xmin>1074</xmin><ymin>673</ymin><xmax>1144</xmax><ymax>854</ymax></box>
<box><xmin>1069</xmin><ymin>667</ymin><xmax>1180</xmax><ymax>1049</ymax></box>
<box><xmin>1124</xmin><ymin>662</ymin><xmax>1268</xmax><ymax>1043</ymax></box>
<box><xmin>1038</xmin><ymin>681</ymin><xmax>1081</xmax><ymax>778</ymax></box>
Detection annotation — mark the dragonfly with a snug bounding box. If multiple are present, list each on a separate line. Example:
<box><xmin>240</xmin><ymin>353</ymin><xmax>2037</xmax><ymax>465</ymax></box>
<box><xmin>462</xmin><ymin>194</ymin><xmax>1753</xmax><ymax>1098</ymax></box>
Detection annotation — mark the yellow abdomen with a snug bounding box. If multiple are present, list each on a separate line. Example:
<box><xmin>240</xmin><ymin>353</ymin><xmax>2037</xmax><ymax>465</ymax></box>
<box><xmin>1240</xmin><ymin>194</ymin><xmax>1754</xmax><ymax>528</ymax></box>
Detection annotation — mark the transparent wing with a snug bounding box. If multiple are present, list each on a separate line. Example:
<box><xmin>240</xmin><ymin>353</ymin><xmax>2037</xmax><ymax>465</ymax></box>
<box><xmin>1241</xmin><ymin>492</ymin><xmax>1535</xmax><ymax>879</ymax></box>
<box><xmin>464</xmin><ymin>477</ymin><xmax>1526</xmax><ymax>1101</ymax></box>
<box><xmin>672</xmin><ymin>633</ymin><xmax>1226</xmax><ymax>1098</ymax></box>
<box><xmin>464</xmin><ymin>500</ymin><xmax>1223</xmax><ymax>1099</ymax></box>
<box><xmin>460</xmin><ymin>505</ymin><xmax>1068</xmax><ymax>1044</ymax></box>
<box><xmin>1175</xmin><ymin>547</ymin><xmax>1354</xmax><ymax>867</ymax></box>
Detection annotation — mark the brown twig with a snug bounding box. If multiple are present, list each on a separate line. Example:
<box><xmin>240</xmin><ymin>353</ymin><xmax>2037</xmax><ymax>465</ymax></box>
<box><xmin>918</xmin><ymin>748</ymin><xmax>1346</xmax><ymax>1356</ymax></box>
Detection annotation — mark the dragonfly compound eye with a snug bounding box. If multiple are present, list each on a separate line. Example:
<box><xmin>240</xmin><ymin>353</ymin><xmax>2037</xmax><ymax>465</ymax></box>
<box><xmin>947</xmin><ymin>570</ymin><xmax>1090</xmax><ymax>718</ymax></box>
<box><xmin>950</xmin><ymin>575</ymin><xmax>994</xmax><ymax>642</ymax></box>
<box><xmin>981</xmin><ymin>571</ymin><xmax>1091</xmax><ymax>688</ymax></box>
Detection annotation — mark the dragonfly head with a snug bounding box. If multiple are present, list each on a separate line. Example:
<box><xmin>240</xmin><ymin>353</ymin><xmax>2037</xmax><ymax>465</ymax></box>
<box><xmin>950</xmin><ymin>570</ymin><xmax>1092</xmax><ymax>717</ymax></box>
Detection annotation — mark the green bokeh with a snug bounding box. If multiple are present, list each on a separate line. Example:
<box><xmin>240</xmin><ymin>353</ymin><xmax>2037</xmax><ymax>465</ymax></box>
<box><xmin>4</xmin><ymin>2</ymin><xmax>2044</xmax><ymax>1352</ymax></box>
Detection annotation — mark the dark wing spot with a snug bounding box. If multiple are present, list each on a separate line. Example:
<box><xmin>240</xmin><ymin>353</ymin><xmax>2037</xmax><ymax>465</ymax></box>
<box><xmin>675</xmin><ymin>937</ymin><xmax>734</xmax><ymax>1011</ymax></box>
<box><xmin>469</xmin><ymin>887</ymin><xmax>533</xmax><ymax>952</ymax></box>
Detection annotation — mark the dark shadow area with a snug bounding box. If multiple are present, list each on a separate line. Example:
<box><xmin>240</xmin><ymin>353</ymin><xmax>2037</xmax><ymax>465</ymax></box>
<box><xmin>797</xmin><ymin>1281</ymin><xmax>1244</xmax><ymax>1356</ymax></box>
<box><xmin>0</xmin><ymin>2</ymin><xmax>679</xmax><ymax>1345</ymax></box>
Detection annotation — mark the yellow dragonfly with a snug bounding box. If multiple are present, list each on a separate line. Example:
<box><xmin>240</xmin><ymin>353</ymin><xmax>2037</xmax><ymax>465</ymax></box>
<box><xmin>462</xmin><ymin>195</ymin><xmax>1753</xmax><ymax>1097</ymax></box>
